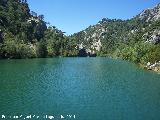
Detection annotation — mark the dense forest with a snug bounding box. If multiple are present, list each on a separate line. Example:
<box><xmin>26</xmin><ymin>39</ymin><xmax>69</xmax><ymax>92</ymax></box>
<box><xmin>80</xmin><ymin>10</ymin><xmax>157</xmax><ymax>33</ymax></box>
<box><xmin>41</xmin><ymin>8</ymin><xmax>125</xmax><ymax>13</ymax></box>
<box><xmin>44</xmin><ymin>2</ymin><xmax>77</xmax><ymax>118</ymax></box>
<box><xmin>0</xmin><ymin>0</ymin><xmax>160</xmax><ymax>70</ymax></box>
<box><xmin>0</xmin><ymin>0</ymin><xmax>78</xmax><ymax>59</ymax></box>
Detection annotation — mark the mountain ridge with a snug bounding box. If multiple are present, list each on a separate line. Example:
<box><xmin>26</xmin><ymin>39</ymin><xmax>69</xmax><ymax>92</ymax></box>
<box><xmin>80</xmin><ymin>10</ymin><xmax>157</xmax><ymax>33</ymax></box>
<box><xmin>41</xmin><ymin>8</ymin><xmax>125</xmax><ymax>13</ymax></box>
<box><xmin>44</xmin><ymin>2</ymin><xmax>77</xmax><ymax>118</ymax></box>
<box><xmin>72</xmin><ymin>3</ymin><xmax>160</xmax><ymax>71</ymax></box>
<box><xmin>73</xmin><ymin>3</ymin><xmax>160</xmax><ymax>54</ymax></box>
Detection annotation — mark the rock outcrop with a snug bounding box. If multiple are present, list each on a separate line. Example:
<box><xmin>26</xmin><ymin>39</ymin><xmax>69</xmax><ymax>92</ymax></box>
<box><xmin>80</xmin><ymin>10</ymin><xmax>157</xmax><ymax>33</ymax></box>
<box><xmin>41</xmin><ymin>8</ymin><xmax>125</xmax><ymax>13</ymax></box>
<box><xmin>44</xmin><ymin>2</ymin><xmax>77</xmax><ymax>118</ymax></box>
<box><xmin>146</xmin><ymin>61</ymin><xmax>160</xmax><ymax>72</ymax></box>
<box><xmin>144</xmin><ymin>30</ymin><xmax>160</xmax><ymax>44</ymax></box>
<box><xmin>137</xmin><ymin>3</ymin><xmax>160</xmax><ymax>22</ymax></box>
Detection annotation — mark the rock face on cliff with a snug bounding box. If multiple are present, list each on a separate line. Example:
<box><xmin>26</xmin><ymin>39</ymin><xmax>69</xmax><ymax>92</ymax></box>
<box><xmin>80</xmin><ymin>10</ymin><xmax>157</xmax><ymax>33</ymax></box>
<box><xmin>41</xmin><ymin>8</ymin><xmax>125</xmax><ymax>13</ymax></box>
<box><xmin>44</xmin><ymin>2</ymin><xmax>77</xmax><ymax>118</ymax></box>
<box><xmin>137</xmin><ymin>3</ymin><xmax>160</xmax><ymax>44</ymax></box>
<box><xmin>144</xmin><ymin>30</ymin><xmax>160</xmax><ymax>44</ymax></box>
<box><xmin>137</xmin><ymin>3</ymin><xmax>160</xmax><ymax>22</ymax></box>
<box><xmin>146</xmin><ymin>61</ymin><xmax>160</xmax><ymax>72</ymax></box>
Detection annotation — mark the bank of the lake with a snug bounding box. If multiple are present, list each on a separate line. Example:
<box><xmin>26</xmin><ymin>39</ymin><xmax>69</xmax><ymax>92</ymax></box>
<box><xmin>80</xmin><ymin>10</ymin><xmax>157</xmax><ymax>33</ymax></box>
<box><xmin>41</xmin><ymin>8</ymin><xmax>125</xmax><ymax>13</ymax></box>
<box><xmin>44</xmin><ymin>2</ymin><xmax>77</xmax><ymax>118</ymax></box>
<box><xmin>104</xmin><ymin>56</ymin><xmax>160</xmax><ymax>74</ymax></box>
<box><xmin>1</xmin><ymin>56</ymin><xmax>160</xmax><ymax>74</ymax></box>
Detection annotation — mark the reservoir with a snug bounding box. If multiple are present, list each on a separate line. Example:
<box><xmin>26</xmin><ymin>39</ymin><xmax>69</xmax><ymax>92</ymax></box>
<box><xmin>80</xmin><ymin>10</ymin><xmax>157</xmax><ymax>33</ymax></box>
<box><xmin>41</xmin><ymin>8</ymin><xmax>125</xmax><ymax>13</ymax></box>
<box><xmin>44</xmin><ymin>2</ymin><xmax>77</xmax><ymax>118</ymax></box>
<box><xmin>0</xmin><ymin>58</ymin><xmax>160</xmax><ymax>120</ymax></box>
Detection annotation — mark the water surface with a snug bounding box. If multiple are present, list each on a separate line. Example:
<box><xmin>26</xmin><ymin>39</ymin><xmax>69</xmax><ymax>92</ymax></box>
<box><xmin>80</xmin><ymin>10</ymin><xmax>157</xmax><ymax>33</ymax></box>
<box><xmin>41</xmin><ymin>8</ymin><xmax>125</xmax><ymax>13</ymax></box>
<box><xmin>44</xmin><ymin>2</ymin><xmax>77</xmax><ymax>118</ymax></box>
<box><xmin>0</xmin><ymin>58</ymin><xmax>160</xmax><ymax>120</ymax></box>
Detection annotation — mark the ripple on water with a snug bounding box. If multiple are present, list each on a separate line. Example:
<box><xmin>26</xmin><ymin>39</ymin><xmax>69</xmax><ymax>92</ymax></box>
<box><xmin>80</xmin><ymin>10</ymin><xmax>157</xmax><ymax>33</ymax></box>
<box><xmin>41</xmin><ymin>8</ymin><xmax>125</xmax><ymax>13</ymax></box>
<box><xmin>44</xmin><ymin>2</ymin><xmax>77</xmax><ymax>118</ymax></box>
<box><xmin>0</xmin><ymin>58</ymin><xmax>160</xmax><ymax>120</ymax></box>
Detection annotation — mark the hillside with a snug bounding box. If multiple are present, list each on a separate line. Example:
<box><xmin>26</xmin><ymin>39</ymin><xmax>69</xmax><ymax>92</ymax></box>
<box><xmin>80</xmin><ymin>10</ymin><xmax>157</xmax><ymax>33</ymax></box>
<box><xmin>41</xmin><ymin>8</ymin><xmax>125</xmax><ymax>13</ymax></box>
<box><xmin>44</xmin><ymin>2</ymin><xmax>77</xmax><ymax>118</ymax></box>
<box><xmin>0</xmin><ymin>0</ymin><xmax>78</xmax><ymax>58</ymax></box>
<box><xmin>74</xmin><ymin>3</ymin><xmax>160</xmax><ymax>54</ymax></box>
<box><xmin>73</xmin><ymin>3</ymin><xmax>160</xmax><ymax>71</ymax></box>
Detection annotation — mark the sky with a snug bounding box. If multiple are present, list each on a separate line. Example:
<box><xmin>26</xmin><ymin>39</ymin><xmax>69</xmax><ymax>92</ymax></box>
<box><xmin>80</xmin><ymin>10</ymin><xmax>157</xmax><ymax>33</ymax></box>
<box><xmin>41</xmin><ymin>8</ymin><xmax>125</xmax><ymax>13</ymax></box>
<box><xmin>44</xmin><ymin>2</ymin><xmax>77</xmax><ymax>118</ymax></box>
<box><xmin>27</xmin><ymin>0</ymin><xmax>160</xmax><ymax>35</ymax></box>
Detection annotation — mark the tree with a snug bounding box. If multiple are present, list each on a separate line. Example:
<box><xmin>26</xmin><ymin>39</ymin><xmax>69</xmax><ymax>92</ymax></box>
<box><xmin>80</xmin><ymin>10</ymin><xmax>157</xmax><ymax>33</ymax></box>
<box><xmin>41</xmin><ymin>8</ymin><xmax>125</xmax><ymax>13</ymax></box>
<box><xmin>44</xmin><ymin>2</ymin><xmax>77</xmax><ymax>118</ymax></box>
<box><xmin>36</xmin><ymin>40</ymin><xmax>47</xmax><ymax>58</ymax></box>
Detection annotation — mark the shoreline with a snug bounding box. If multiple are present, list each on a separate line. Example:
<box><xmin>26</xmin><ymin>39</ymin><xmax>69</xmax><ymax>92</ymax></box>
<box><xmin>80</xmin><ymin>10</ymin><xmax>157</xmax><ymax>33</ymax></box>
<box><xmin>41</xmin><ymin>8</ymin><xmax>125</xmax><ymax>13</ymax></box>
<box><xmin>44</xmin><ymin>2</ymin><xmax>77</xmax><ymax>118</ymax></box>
<box><xmin>140</xmin><ymin>62</ymin><xmax>160</xmax><ymax>74</ymax></box>
<box><xmin>0</xmin><ymin>56</ymin><xmax>160</xmax><ymax>74</ymax></box>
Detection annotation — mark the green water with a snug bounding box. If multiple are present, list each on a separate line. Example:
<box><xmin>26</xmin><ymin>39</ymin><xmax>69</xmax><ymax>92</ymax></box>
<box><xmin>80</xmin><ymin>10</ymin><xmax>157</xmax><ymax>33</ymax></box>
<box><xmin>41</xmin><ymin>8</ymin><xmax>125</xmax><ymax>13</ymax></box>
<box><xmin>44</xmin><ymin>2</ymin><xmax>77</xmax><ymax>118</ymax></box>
<box><xmin>0</xmin><ymin>58</ymin><xmax>160</xmax><ymax>120</ymax></box>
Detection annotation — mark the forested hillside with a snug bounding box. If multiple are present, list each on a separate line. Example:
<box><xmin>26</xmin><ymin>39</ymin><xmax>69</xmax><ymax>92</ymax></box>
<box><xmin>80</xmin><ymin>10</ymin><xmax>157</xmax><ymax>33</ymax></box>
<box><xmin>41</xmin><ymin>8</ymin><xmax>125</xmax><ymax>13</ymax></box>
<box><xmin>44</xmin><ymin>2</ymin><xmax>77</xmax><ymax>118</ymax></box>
<box><xmin>73</xmin><ymin>3</ymin><xmax>160</xmax><ymax>71</ymax></box>
<box><xmin>0</xmin><ymin>0</ymin><xmax>78</xmax><ymax>59</ymax></box>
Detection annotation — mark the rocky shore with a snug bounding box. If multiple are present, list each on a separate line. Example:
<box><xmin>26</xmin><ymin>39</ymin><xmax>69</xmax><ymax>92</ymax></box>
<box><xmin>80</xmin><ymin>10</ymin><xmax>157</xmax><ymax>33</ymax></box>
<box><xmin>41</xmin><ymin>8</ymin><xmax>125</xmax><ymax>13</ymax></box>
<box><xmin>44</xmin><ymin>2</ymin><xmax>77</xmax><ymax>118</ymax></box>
<box><xmin>146</xmin><ymin>61</ymin><xmax>160</xmax><ymax>73</ymax></box>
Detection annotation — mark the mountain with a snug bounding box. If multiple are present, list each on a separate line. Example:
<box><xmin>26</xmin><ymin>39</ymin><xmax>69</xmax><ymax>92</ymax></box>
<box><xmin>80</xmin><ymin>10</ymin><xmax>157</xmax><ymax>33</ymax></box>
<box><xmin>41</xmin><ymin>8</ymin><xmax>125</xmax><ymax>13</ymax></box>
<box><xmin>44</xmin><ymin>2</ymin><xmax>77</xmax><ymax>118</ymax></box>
<box><xmin>73</xmin><ymin>3</ymin><xmax>160</xmax><ymax>68</ymax></box>
<box><xmin>74</xmin><ymin>3</ymin><xmax>160</xmax><ymax>55</ymax></box>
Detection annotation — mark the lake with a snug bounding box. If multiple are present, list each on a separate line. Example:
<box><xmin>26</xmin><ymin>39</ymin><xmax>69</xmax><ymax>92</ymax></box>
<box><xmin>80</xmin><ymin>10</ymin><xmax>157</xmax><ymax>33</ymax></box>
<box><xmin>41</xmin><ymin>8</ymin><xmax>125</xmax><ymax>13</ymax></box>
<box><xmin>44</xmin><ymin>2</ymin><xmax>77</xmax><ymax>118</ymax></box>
<box><xmin>0</xmin><ymin>58</ymin><xmax>160</xmax><ymax>120</ymax></box>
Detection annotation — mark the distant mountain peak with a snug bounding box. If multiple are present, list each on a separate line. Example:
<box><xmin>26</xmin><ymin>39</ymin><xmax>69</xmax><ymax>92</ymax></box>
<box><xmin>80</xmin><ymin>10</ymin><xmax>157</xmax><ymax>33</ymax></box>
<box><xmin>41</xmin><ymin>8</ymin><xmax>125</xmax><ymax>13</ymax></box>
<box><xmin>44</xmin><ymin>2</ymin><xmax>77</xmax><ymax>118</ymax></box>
<box><xmin>138</xmin><ymin>3</ymin><xmax>160</xmax><ymax>22</ymax></box>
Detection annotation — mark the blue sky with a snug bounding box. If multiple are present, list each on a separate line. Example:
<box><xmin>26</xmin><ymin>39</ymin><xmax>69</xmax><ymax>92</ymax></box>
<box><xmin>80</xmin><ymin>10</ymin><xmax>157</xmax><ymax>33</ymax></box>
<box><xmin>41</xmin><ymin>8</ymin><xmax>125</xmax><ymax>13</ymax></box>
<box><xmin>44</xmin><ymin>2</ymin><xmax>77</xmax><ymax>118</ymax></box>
<box><xmin>27</xmin><ymin>0</ymin><xmax>160</xmax><ymax>35</ymax></box>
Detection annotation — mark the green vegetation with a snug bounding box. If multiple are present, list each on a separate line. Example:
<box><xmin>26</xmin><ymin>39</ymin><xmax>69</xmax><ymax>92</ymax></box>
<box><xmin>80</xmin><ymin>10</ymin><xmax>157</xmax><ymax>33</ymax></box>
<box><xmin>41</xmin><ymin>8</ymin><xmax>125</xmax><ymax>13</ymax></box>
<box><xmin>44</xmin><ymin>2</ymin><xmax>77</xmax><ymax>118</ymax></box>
<box><xmin>74</xmin><ymin>17</ymin><xmax>160</xmax><ymax>65</ymax></box>
<box><xmin>0</xmin><ymin>0</ymin><xmax>77</xmax><ymax>59</ymax></box>
<box><xmin>109</xmin><ymin>20</ymin><xmax>160</xmax><ymax>65</ymax></box>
